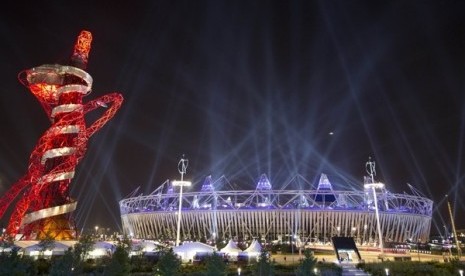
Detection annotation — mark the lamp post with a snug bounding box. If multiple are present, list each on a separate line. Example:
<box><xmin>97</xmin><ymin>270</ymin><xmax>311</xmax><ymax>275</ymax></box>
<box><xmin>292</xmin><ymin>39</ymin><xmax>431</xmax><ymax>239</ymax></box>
<box><xmin>95</xmin><ymin>225</ymin><xmax>99</xmax><ymax>238</ymax></box>
<box><xmin>172</xmin><ymin>155</ymin><xmax>191</xmax><ymax>247</ymax></box>
<box><xmin>446</xmin><ymin>195</ymin><xmax>462</xmax><ymax>259</ymax></box>
<box><xmin>444</xmin><ymin>225</ymin><xmax>447</xmax><ymax>243</ymax></box>
<box><xmin>364</xmin><ymin>158</ymin><xmax>385</xmax><ymax>255</ymax></box>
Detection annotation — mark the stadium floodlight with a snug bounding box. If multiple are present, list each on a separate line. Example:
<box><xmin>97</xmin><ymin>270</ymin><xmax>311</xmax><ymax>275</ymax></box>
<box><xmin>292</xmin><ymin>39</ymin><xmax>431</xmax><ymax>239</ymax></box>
<box><xmin>172</xmin><ymin>181</ymin><xmax>192</xmax><ymax>187</ymax></box>
<box><xmin>173</xmin><ymin>155</ymin><xmax>191</xmax><ymax>247</ymax></box>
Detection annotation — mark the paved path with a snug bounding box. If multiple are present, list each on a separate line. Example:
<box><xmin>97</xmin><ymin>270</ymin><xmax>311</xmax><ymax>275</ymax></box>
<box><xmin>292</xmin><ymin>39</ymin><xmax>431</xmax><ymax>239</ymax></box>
<box><xmin>340</xmin><ymin>263</ymin><xmax>371</xmax><ymax>276</ymax></box>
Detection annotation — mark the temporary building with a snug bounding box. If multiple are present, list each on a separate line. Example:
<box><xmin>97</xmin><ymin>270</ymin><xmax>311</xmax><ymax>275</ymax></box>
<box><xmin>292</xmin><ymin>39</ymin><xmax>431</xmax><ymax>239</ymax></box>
<box><xmin>220</xmin><ymin>239</ymin><xmax>242</xmax><ymax>261</ymax></box>
<box><xmin>88</xmin><ymin>241</ymin><xmax>116</xmax><ymax>258</ymax></box>
<box><xmin>131</xmin><ymin>240</ymin><xmax>162</xmax><ymax>255</ymax></box>
<box><xmin>19</xmin><ymin>241</ymin><xmax>71</xmax><ymax>257</ymax></box>
<box><xmin>244</xmin><ymin>240</ymin><xmax>262</xmax><ymax>256</ymax></box>
<box><xmin>173</xmin><ymin>241</ymin><xmax>215</xmax><ymax>262</ymax></box>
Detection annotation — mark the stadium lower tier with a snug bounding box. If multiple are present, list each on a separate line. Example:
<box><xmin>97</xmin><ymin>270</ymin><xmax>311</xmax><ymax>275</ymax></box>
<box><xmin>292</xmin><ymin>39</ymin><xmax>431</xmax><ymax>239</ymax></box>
<box><xmin>121</xmin><ymin>209</ymin><xmax>431</xmax><ymax>244</ymax></box>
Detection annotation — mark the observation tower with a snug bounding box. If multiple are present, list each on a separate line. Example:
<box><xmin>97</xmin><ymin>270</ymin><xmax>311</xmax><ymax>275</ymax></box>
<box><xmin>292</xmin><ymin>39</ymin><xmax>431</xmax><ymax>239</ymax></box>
<box><xmin>0</xmin><ymin>31</ymin><xmax>123</xmax><ymax>240</ymax></box>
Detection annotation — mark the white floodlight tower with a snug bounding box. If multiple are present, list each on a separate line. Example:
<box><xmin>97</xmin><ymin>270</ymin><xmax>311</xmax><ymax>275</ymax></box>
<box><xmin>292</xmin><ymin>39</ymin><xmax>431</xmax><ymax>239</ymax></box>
<box><xmin>172</xmin><ymin>155</ymin><xmax>191</xmax><ymax>247</ymax></box>
<box><xmin>364</xmin><ymin>157</ymin><xmax>385</xmax><ymax>255</ymax></box>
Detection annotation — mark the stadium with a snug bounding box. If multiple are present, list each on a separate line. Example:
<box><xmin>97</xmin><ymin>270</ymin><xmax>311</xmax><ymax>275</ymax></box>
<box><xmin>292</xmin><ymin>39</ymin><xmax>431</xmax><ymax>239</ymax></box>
<box><xmin>119</xmin><ymin>169</ymin><xmax>433</xmax><ymax>247</ymax></box>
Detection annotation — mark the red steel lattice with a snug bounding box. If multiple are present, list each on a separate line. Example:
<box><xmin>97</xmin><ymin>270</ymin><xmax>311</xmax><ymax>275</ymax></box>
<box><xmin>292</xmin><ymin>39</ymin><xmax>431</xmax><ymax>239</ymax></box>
<box><xmin>0</xmin><ymin>30</ymin><xmax>123</xmax><ymax>240</ymax></box>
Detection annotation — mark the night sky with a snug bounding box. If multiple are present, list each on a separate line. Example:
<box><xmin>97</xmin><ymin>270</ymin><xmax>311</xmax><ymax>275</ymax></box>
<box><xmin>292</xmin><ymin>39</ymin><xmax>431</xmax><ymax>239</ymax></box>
<box><xmin>0</xmin><ymin>1</ymin><xmax>464</xmax><ymax>236</ymax></box>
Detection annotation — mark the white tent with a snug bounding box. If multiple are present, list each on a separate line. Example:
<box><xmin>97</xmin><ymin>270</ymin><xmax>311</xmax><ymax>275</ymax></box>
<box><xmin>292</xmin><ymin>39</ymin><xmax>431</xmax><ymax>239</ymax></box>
<box><xmin>131</xmin><ymin>240</ymin><xmax>162</xmax><ymax>255</ymax></box>
<box><xmin>57</xmin><ymin>240</ymin><xmax>78</xmax><ymax>248</ymax></box>
<box><xmin>220</xmin><ymin>240</ymin><xmax>242</xmax><ymax>253</ymax></box>
<box><xmin>173</xmin><ymin>241</ymin><xmax>215</xmax><ymax>262</ymax></box>
<box><xmin>220</xmin><ymin>240</ymin><xmax>242</xmax><ymax>255</ymax></box>
<box><xmin>20</xmin><ymin>241</ymin><xmax>71</xmax><ymax>257</ymax></box>
<box><xmin>220</xmin><ymin>239</ymin><xmax>242</xmax><ymax>261</ymax></box>
<box><xmin>0</xmin><ymin>246</ymin><xmax>16</xmax><ymax>253</ymax></box>
<box><xmin>244</xmin><ymin>240</ymin><xmax>262</xmax><ymax>256</ymax></box>
<box><xmin>88</xmin><ymin>241</ymin><xmax>116</xmax><ymax>258</ymax></box>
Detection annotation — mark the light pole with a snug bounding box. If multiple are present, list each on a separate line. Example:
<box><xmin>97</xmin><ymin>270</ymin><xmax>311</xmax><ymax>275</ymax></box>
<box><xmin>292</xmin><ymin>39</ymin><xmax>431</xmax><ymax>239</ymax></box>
<box><xmin>95</xmin><ymin>225</ymin><xmax>99</xmax><ymax>238</ymax></box>
<box><xmin>446</xmin><ymin>195</ymin><xmax>462</xmax><ymax>259</ymax></box>
<box><xmin>444</xmin><ymin>225</ymin><xmax>447</xmax><ymax>242</ymax></box>
<box><xmin>364</xmin><ymin>158</ymin><xmax>385</xmax><ymax>255</ymax></box>
<box><xmin>173</xmin><ymin>155</ymin><xmax>191</xmax><ymax>247</ymax></box>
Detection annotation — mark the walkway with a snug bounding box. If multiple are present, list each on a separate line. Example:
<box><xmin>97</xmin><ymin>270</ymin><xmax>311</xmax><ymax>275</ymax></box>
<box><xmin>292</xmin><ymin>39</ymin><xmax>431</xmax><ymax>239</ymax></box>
<box><xmin>340</xmin><ymin>263</ymin><xmax>371</xmax><ymax>276</ymax></box>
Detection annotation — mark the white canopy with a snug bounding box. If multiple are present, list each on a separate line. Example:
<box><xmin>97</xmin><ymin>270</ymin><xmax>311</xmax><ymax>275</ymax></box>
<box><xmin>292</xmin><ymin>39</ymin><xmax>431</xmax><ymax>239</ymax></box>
<box><xmin>244</xmin><ymin>240</ymin><xmax>262</xmax><ymax>255</ymax></box>
<box><xmin>173</xmin><ymin>242</ymin><xmax>215</xmax><ymax>262</ymax></box>
<box><xmin>20</xmin><ymin>241</ymin><xmax>71</xmax><ymax>256</ymax></box>
<box><xmin>88</xmin><ymin>241</ymin><xmax>116</xmax><ymax>258</ymax></box>
<box><xmin>220</xmin><ymin>240</ymin><xmax>242</xmax><ymax>255</ymax></box>
<box><xmin>131</xmin><ymin>240</ymin><xmax>162</xmax><ymax>255</ymax></box>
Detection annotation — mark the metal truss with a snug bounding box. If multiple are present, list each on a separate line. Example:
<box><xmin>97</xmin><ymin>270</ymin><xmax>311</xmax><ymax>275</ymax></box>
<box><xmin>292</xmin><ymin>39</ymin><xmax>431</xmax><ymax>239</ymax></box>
<box><xmin>120</xmin><ymin>175</ymin><xmax>433</xmax><ymax>244</ymax></box>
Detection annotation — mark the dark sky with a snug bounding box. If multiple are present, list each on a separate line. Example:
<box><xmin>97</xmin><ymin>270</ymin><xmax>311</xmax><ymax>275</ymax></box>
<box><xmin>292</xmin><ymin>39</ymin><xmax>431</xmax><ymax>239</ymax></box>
<box><xmin>0</xmin><ymin>1</ymin><xmax>464</xmax><ymax>235</ymax></box>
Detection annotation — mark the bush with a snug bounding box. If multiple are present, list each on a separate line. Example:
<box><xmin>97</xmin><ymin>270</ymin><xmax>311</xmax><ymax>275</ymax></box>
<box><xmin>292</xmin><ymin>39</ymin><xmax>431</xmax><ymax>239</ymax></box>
<box><xmin>204</xmin><ymin>252</ymin><xmax>227</xmax><ymax>276</ymax></box>
<box><xmin>359</xmin><ymin>261</ymin><xmax>465</xmax><ymax>276</ymax></box>
<box><xmin>104</xmin><ymin>244</ymin><xmax>131</xmax><ymax>275</ymax></box>
<box><xmin>0</xmin><ymin>249</ymin><xmax>37</xmax><ymax>275</ymax></box>
<box><xmin>130</xmin><ymin>255</ymin><xmax>154</xmax><ymax>273</ymax></box>
<box><xmin>49</xmin><ymin>250</ymin><xmax>74</xmax><ymax>276</ymax></box>
<box><xmin>154</xmin><ymin>248</ymin><xmax>181</xmax><ymax>276</ymax></box>
<box><xmin>295</xmin><ymin>249</ymin><xmax>317</xmax><ymax>276</ymax></box>
<box><xmin>253</xmin><ymin>249</ymin><xmax>274</xmax><ymax>276</ymax></box>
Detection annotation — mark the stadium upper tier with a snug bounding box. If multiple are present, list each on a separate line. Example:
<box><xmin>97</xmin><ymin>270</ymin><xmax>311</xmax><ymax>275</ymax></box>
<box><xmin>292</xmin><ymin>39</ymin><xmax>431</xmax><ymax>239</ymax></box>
<box><xmin>120</xmin><ymin>174</ymin><xmax>433</xmax><ymax>244</ymax></box>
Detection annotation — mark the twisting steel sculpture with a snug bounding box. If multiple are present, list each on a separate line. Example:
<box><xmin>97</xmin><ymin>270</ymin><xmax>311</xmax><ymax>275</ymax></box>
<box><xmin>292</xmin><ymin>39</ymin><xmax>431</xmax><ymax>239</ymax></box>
<box><xmin>0</xmin><ymin>30</ymin><xmax>123</xmax><ymax>240</ymax></box>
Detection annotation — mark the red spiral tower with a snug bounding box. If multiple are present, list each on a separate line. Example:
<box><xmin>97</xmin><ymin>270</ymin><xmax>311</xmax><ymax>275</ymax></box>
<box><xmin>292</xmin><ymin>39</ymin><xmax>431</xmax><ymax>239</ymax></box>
<box><xmin>0</xmin><ymin>30</ymin><xmax>123</xmax><ymax>240</ymax></box>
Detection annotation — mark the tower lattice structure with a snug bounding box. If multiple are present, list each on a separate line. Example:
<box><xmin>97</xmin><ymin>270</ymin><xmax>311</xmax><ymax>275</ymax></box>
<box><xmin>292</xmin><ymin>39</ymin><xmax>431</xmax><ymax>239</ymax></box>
<box><xmin>0</xmin><ymin>30</ymin><xmax>123</xmax><ymax>240</ymax></box>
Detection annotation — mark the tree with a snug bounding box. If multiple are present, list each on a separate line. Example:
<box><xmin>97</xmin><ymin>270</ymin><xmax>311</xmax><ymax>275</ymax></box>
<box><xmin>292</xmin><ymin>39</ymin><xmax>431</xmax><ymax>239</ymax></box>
<box><xmin>104</xmin><ymin>243</ymin><xmax>130</xmax><ymax>276</ymax></box>
<box><xmin>49</xmin><ymin>248</ymin><xmax>74</xmax><ymax>276</ymax></box>
<box><xmin>73</xmin><ymin>234</ymin><xmax>95</xmax><ymax>262</ymax></box>
<box><xmin>0</xmin><ymin>247</ymin><xmax>37</xmax><ymax>275</ymax></box>
<box><xmin>295</xmin><ymin>249</ymin><xmax>318</xmax><ymax>276</ymax></box>
<box><xmin>204</xmin><ymin>252</ymin><xmax>226</xmax><ymax>276</ymax></box>
<box><xmin>154</xmin><ymin>248</ymin><xmax>181</xmax><ymax>276</ymax></box>
<box><xmin>254</xmin><ymin>249</ymin><xmax>274</xmax><ymax>276</ymax></box>
<box><xmin>72</xmin><ymin>234</ymin><xmax>95</xmax><ymax>273</ymax></box>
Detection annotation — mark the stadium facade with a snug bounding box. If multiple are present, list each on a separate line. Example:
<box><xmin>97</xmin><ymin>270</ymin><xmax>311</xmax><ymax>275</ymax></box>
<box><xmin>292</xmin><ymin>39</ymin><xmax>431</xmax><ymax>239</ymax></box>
<box><xmin>119</xmin><ymin>173</ymin><xmax>433</xmax><ymax>246</ymax></box>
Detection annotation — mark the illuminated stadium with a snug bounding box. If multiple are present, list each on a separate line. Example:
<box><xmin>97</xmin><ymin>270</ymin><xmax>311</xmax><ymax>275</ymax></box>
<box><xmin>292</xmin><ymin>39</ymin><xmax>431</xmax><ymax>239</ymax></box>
<box><xmin>119</xmin><ymin>166</ymin><xmax>433</xmax><ymax>246</ymax></box>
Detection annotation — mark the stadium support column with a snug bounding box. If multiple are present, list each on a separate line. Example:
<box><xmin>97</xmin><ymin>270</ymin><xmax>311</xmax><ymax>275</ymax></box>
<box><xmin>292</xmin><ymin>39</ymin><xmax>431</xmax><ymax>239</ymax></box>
<box><xmin>172</xmin><ymin>155</ymin><xmax>191</xmax><ymax>247</ymax></box>
<box><xmin>212</xmin><ymin>194</ymin><xmax>218</xmax><ymax>247</ymax></box>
